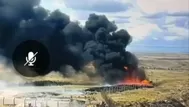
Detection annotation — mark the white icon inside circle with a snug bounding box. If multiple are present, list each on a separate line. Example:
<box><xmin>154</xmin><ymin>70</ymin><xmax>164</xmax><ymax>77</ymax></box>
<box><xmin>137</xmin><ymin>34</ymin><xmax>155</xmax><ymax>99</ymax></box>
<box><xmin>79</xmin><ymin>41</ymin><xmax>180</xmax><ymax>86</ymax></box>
<box><xmin>24</xmin><ymin>51</ymin><xmax>38</xmax><ymax>66</ymax></box>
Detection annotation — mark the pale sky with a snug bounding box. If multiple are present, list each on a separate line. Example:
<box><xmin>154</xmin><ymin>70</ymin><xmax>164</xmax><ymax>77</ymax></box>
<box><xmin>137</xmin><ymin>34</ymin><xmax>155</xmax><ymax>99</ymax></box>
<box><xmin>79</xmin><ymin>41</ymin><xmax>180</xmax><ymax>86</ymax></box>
<box><xmin>40</xmin><ymin>0</ymin><xmax>189</xmax><ymax>53</ymax></box>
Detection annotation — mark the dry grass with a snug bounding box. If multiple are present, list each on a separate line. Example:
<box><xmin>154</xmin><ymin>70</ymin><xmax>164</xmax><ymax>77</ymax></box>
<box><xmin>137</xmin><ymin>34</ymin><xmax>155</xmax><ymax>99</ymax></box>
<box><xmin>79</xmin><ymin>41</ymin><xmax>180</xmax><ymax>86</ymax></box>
<box><xmin>23</xmin><ymin>71</ymin><xmax>102</xmax><ymax>85</ymax></box>
<box><xmin>0</xmin><ymin>62</ymin><xmax>189</xmax><ymax>105</ymax></box>
<box><xmin>108</xmin><ymin>70</ymin><xmax>189</xmax><ymax>105</ymax></box>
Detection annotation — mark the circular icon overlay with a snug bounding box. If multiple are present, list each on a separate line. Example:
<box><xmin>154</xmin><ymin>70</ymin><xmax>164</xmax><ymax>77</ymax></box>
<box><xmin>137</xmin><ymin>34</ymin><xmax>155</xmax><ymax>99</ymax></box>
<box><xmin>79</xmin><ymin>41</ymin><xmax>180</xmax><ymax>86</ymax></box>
<box><xmin>12</xmin><ymin>40</ymin><xmax>50</xmax><ymax>77</ymax></box>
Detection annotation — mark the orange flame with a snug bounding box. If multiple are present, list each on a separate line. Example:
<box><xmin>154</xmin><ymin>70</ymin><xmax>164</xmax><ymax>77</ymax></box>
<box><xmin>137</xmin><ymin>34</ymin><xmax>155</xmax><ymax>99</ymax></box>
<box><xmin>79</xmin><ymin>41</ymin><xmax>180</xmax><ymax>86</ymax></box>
<box><xmin>120</xmin><ymin>66</ymin><xmax>152</xmax><ymax>86</ymax></box>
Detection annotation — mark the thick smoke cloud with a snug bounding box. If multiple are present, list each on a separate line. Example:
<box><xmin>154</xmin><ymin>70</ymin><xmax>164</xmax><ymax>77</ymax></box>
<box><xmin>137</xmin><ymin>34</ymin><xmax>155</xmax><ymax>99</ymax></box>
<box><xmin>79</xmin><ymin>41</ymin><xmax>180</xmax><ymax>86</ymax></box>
<box><xmin>0</xmin><ymin>0</ymin><xmax>139</xmax><ymax>84</ymax></box>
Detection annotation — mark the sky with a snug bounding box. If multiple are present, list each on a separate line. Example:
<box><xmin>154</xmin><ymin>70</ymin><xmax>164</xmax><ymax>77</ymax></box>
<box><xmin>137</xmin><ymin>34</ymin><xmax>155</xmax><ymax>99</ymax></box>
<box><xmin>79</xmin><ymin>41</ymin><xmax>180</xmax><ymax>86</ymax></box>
<box><xmin>40</xmin><ymin>0</ymin><xmax>189</xmax><ymax>53</ymax></box>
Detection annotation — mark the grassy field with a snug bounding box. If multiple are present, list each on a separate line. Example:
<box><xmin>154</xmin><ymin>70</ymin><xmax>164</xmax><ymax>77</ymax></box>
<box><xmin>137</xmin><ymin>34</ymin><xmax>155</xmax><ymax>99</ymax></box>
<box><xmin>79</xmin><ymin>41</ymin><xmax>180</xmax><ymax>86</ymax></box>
<box><xmin>108</xmin><ymin>70</ymin><xmax>189</xmax><ymax>105</ymax></box>
<box><xmin>0</xmin><ymin>53</ymin><xmax>188</xmax><ymax>106</ymax></box>
<box><xmin>0</xmin><ymin>71</ymin><xmax>188</xmax><ymax>107</ymax></box>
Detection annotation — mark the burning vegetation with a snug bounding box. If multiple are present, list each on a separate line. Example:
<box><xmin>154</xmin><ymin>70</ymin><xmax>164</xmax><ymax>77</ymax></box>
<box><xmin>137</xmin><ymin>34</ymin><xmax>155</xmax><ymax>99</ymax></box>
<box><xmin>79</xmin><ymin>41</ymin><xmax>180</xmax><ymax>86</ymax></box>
<box><xmin>119</xmin><ymin>66</ymin><xmax>153</xmax><ymax>87</ymax></box>
<box><xmin>0</xmin><ymin>0</ymin><xmax>151</xmax><ymax>85</ymax></box>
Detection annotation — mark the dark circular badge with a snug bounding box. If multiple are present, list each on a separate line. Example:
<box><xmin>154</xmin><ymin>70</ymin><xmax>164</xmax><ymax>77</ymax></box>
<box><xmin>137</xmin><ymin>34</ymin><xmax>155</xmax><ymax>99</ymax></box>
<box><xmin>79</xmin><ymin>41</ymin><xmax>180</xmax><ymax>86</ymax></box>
<box><xmin>12</xmin><ymin>40</ymin><xmax>50</xmax><ymax>77</ymax></box>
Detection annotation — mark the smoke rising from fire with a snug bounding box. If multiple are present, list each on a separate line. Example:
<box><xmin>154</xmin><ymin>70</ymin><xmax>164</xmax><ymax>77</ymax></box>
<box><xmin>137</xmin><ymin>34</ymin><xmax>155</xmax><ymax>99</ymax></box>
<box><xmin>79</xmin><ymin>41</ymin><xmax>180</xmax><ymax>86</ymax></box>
<box><xmin>0</xmin><ymin>0</ymin><xmax>144</xmax><ymax>84</ymax></box>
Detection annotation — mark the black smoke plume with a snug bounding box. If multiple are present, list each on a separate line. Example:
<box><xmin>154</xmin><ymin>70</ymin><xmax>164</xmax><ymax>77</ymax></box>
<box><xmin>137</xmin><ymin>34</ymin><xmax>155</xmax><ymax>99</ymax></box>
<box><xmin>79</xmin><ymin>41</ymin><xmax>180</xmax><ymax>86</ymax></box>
<box><xmin>0</xmin><ymin>0</ymin><xmax>140</xmax><ymax>84</ymax></box>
